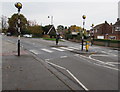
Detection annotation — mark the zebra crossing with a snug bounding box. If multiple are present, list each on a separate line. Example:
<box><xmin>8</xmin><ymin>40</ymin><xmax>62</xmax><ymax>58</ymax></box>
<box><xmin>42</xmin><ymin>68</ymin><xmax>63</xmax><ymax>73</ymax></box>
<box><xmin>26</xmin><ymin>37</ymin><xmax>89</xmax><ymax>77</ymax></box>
<box><xmin>29</xmin><ymin>47</ymin><xmax>79</xmax><ymax>54</ymax></box>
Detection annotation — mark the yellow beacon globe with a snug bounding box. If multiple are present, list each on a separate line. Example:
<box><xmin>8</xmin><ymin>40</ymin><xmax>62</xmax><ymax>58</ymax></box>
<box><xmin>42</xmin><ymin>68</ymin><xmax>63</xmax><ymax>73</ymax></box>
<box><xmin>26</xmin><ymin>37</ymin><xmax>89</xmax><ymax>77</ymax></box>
<box><xmin>15</xmin><ymin>2</ymin><xmax>22</xmax><ymax>9</ymax></box>
<box><xmin>82</xmin><ymin>15</ymin><xmax>86</xmax><ymax>19</ymax></box>
<box><xmin>17</xmin><ymin>3</ymin><xmax>22</xmax><ymax>7</ymax></box>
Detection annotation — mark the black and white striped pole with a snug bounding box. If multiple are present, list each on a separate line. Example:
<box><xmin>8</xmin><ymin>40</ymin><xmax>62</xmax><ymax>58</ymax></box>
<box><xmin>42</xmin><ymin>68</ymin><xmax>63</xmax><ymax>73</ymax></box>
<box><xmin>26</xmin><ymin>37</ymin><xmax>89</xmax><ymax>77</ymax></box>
<box><xmin>91</xmin><ymin>24</ymin><xmax>94</xmax><ymax>46</ymax></box>
<box><xmin>15</xmin><ymin>2</ymin><xmax>22</xmax><ymax>56</ymax></box>
<box><xmin>81</xmin><ymin>15</ymin><xmax>86</xmax><ymax>51</ymax></box>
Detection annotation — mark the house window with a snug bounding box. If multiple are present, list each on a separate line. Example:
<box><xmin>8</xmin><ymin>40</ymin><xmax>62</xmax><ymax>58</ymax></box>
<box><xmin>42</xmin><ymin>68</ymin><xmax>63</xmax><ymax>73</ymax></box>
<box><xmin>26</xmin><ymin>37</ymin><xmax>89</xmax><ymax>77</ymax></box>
<box><xmin>97</xmin><ymin>36</ymin><xmax>104</xmax><ymax>39</ymax></box>
<box><xmin>115</xmin><ymin>27</ymin><xmax>120</xmax><ymax>31</ymax></box>
<box><xmin>109</xmin><ymin>36</ymin><xmax>116</xmax><ymax>40</ymax></box>
<box><xmin>96</xmin><ymin>29</ymin><xmax>98</xmax><ymax>33</ymax></box>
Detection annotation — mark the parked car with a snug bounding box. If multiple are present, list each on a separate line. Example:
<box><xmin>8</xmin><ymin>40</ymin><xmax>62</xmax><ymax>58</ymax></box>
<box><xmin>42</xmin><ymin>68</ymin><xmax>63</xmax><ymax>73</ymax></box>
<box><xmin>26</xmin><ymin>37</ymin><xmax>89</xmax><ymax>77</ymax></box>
<box><xmin>6</xmin><ymin>32</ymin><xmax>12</xmax><ymax>36</ymax></box>
<box><xmin>60</xmin><ymin>36</ymin><xmax>63</xmax><ymax>39</ymax></box>
<box><xmin>1</xmin><ymin>33</ymin><xmax>5</xmax><ymax>35</ymax></box>
<box><xmin>23</xmin><ymin>34</ymin><xmax>32</xmax><ymax>38</ymax></box>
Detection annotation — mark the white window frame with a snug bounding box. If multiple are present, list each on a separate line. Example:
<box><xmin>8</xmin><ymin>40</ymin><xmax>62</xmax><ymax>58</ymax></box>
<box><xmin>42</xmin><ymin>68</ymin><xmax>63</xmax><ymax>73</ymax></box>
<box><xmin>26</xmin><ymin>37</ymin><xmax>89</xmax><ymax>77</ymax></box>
<box><xmin>109</xmin><ymin>36</ymin><xmax>116</xmax><ymax>40</ymax></box>
<box><xmin>115</xmin><ymin>27</ymin><xmax>120</xmax><ymax>31</ymax></box>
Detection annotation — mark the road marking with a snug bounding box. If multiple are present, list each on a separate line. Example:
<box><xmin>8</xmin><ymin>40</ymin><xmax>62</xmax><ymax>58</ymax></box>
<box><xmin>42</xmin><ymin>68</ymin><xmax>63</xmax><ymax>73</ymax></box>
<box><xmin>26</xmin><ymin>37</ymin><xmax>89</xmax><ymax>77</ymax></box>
<box><xmin>60</xmin><ymin>47</ymin><xmax>73</xmax><ymax>51</ymax></box>
<box><xmin>74</xmin><ymin>54</ymin><xmax>79</xmax><ymax>56</ymax></box>
<box><xmin>76</xmin><ymin>55</ymin><xmax>119</xmax><ymax>71</ymax></box>
<box><xmin>41</xmin><ymin>49</ymin><xmax>53</xmax><ymax>53</ymax></box>
<box><xmin>101</xmin><ymin>51</ymin><xmax>117</xmax><ymax>57</ymax></box>
<box><xmin>60</xmin><ymin>56</ymin><xmax>68</xmax><ymax>58</ymax></box>
<box><xmin>94</xmin><ymin>63</ymin><xmax>119</xmax><ymax>71</ymax></box>
<box><xmin>45</xmin><ymin>59</ymin><xmax>50</xmax><ymax>61</ymax></box>
<box><xmin>28</xmin><ymin>50</ymin><xmax>89</xmax><ymax>91</ymax></box>
<box><xmin>29</xmin><ymin>50</ymin><xmax>40</xmax><ymax>55</ymax></box>
<box><xmin>106</xmin><ymin>62</ymin><xmax>120</xmax><ymax>65</ymax></box>
<box><xmin>45</xmin><ymin>60</ymin><xmax>89</xmax><ymax>91</ymax></box>
<box><xmin>45</xmin><ymin>60</ymin><xmax>66</xmax><ymax>70</ymax></box>
<box><xmin>69</xmin><ymin>47</ymin><xmax>79</xmax><ymax>50</ymax></box>
<box><xmin>51</xmin><ymin>47</ymin><xmax>65</xmax><ymax>51</ymax></box>
<box><xmin>66</xmin><ymin>70</ymin><xmax>89</xmax><ymax>91</ymax></box>
<box><xmin>89</xmin><ymin>54</ymin><xmax>109</xmax><ymax>57</ymax></box>
<box><xmin>89</xmin><ymin>55</ymin><xmax>115</xmax><ymax>66</ymax></box>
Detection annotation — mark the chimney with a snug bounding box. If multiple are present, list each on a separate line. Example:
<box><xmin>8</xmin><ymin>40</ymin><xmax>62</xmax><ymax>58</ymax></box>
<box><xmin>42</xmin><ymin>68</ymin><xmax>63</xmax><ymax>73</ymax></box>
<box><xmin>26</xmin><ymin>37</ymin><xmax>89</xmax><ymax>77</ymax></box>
<box><xmin>105</xmin><ymin>21</ymin><xmax>107</xmax><ymax>24</ymax></box>
<box><xmin>110</xmin><ymin>23</ymin><xmax>112</xmax><ymax>26</ymax></box>
<box><xmin>117</xmin><ymin>18</ymin><xmax>119</xmax><ymax>21</ymax></box>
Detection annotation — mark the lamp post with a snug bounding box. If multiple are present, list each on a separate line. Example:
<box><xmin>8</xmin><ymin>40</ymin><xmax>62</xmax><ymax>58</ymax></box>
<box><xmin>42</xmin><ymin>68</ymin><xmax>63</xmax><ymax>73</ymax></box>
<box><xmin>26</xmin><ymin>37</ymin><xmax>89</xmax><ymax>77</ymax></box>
<box><xmin>48</xmin><ymin>16</ymin><xmax>59</xmax><ymax>45</ymax></box>
<box><xmin>81</xmin><ymin>15</ymin><xmax>86</xmax><ymax>51</ymax></box>
<box><xmin>48</xmin><ymin>16</ymin><xmax>53</xmax><ymax>25</ymax></box>
<box><xmin>15</xmin><ymin>2</ymin><xmax>22</xmax><ymax>56</ymax></box>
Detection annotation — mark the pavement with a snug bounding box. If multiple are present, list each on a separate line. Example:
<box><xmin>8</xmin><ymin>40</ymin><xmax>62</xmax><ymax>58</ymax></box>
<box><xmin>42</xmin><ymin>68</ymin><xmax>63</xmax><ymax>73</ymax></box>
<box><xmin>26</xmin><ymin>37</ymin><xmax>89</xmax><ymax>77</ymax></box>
<box><xmin>2</xmin><ymin>40</ymin><xmax>71</xmax><ymax>90</ymax></box>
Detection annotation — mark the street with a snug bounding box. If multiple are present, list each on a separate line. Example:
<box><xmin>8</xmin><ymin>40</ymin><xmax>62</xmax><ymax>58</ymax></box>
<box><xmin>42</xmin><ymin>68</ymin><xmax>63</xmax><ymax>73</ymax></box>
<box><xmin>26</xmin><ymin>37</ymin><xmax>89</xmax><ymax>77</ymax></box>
<box><xmin>2</xmin><ymin>35</ymin><xmax>119</xmax><ymax>91</ymax></box>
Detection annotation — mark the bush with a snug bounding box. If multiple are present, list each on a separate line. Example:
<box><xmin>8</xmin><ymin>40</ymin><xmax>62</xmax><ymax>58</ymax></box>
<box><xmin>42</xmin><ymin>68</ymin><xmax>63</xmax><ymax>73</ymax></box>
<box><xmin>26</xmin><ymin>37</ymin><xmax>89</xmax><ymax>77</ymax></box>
<box><xmin>94</xmin><ymin>39</ymin><xmax>120</xmax><ymax>43</ymax></box>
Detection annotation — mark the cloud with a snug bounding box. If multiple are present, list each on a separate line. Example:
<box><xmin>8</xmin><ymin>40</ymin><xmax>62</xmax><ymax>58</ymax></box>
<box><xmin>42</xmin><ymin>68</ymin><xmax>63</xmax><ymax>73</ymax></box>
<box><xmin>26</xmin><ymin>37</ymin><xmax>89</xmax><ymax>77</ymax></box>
<box><xmin>1</xmin><ymin>1</ymin><xmax>118</xmax><ymax>29</ymax></box>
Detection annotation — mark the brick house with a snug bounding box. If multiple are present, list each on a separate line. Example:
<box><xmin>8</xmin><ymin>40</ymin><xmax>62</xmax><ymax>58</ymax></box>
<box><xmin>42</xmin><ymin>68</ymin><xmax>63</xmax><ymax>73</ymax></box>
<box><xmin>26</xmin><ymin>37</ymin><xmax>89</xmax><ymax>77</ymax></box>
<box><xmin>91</xmin><ymin>19</ymin><xmax>120</xmax><ymax>40</ymax></box>
<box><xmin>111</xmin><ymin>18</ymin><xmax>120</xmax><ymax>40</ymax></box>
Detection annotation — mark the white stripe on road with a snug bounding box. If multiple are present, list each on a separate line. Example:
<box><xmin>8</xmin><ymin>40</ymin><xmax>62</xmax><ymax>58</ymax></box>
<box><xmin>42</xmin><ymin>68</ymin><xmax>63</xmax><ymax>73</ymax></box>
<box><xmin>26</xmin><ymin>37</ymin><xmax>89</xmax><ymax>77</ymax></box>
<box><xmin>106</xmin><ymin>62</ymin><xmax>120</xmax><ymax>65</ymax></box>
<box><xmin>45</xmin><ymin>60</ymin><xmax>66</xmax><ymax>70</ymax></box>
<box><xmin>89</xmin><ymin>55</ymin><xmax>115</xmax><ymax>66</ymax></box>
<box><xmin>69</xmin><ymin>47</ymin><xmax>79</xmax><ymax>50</ymax></box>
<box><xmin>29</xmin><ymin>50</ymin><xmax>40</xmax><ymax>55</ymax></box>
<box><xmin>51</xmin><ymin>47</ymin><xmax>65</xmax><ymax>51</ymax></box>
<box><xmin>77</xmin><ymin>55</ymin><xmax>119</xmax><ymax>71</ymax></box>
<box><xmin>94</xmin><ymin>63</ymin><xmax>119</xmax><ymax>71</ymax></box>
<box><xmin>101</xmin><ymin>51</ymin><xmax>117</xmax><ymax>57</ymax></box>
<box><xmin>45</xmin><ymin>60</ymin><xmax>89</xmax><ymax>91</ymax></box>
<box><xmin>41</xmin><ymin>49</ymin><xmax>53</xmax><ymax>53</ymax></box>
<box><xmin>74</xmin><ymin>54</ymin><xmax>80</xmax><ymax>56</ymax></box>
<box><xmin>60</xmin><ymin>56</ymin><xmax>68</xmax><ymax>58</ymax></box>
<box><xmin>60</xmin><ymin>47</ymin><xmax>73</xmax><ymax>51</ymax></box>
<box><xmin>66</xmin><ymin>70</ymin><xmax>89</xmax><ymax>91</ymax></box>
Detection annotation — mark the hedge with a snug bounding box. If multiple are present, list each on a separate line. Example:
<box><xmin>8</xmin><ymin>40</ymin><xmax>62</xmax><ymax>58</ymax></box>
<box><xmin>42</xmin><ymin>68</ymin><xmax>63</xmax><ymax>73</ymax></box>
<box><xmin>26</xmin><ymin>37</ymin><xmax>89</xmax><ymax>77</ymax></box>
<box><xmin>94</xmin><ymin>39</ymin><xmax>120</xmax><ymax>43</ymax></box>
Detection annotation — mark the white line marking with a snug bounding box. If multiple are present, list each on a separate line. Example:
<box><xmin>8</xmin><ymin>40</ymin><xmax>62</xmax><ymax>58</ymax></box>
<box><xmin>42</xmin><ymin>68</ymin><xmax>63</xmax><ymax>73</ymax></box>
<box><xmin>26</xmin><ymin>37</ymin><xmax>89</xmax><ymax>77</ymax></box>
<box><xmin>60</xmin><ymin>47</ymin><xmax>73</xmax><ymax>51</ymax></box>
<box><xmin>74</xmin><ymin>54</ymin><xmax>79</xmax><ymax>56</ymax></box>
<box><xmin>41</xmin><ymin>49</ymin><xmax>53</xmax><ymax>53</ymax></box>
<box><xmin>45</xmin><ymin>60</ymin><xmax>89</xmax><ymax>91</ymax></box>
<box><xmin>106</xmin><ymin>62</ymin><xmax>120</xmax><ymax>65</ymax></box>
<box><xmin>69</xmin><ymin>47</ymin><xmax>79</xmax><ymax>50</ymax></box>
<box><xmin>45</xmin><ymin>59</ymin><xmax>50</xmax><ymax>61</ymax></box>
<box><xmin>89</xmin><ymin>54</ymin><xmax>109</xmax><ymax>57</ymax></box>
<box><xmin>79</xmin><ymin>55</ymin><xmax>119</xmax><ymax>71</ymax></box>
<box><xmin>66</xmin><ymin>70</ymin><xmax>89</xmax><ymax>91</ymax></box>
<box><xmin>94</xmin><ymin>63</ymin><xmax>119</xmax><ymax>71</ymax></box>
<box><xmin>29</xmin><ymin>50</ymin><xmax>40</xmax><ymax>55</ymax></box>
<box><xmin>101</xmin><ymin>51</ymin><xmax>117</xmax><ymax>57</ymax></box>
<box><xmin>60</xmin><ymin>56</ymin><xmax>68</xmax><ymax>58</ymax></box>
<box><xmin>51</xmin><ymin>47</ymin><xmax>65</xmax><ymax>51</ymax></box>
<box><xmin>45</xmin><ymin>60</ymin><xmax>66</xmax><ymax>70</ymax></box>
<box><xmin>74</xmin><ymin>54</ymin><xmax>119</xmax><ymax>71</ymax></box>
<box><xmin>89</xmin><ymin>55</ymin><xmax>115</xmax><ymax>66</ymax></box>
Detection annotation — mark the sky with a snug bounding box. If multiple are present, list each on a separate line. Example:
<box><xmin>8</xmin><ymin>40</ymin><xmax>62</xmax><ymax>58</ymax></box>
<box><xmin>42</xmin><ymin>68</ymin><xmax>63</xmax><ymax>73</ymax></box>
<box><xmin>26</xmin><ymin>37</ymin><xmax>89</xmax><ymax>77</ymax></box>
<box><xmin>1</xmin><ymin>0</ymin><xmax>120</xmax><ymax>30</ymax></box>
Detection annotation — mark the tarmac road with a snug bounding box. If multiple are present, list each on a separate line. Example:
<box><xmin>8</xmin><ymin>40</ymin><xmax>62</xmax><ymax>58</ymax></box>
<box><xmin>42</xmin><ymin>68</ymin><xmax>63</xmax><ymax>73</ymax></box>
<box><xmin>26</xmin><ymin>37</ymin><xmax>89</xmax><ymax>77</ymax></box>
<box><xmin>2</xmin><ymin>35</ymin><xmax>119</xmax><ymax>91</ymax></box>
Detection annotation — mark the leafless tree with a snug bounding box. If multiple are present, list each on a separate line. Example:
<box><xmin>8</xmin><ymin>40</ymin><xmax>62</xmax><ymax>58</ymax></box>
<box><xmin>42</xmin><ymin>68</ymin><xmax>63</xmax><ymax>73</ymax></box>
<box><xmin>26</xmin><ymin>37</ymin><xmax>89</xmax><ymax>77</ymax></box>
<box><xmin>1</xmin><ymin>15</ymin><xmax>8</xmax><ymax>30</ymax></box>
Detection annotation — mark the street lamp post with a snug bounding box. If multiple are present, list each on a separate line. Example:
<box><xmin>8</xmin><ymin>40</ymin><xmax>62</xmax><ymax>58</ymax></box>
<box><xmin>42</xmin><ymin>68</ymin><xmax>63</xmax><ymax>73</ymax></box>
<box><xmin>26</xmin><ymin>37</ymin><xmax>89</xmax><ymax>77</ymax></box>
<box><xmin>15</xmin><ymin>2</ymin><xmax>22</xmax><ymax>56</ymax></box>
<box><xmin>48</xmin><ymin>16</ymin><xmax>53</xmax><ymax>25</ymax></box>
<box><xmin>48</xmin><ymin>16</ymin><xmax>59</xmax><ymax>45</ymax></box>
<box><xmin>81</xmin><ymin>15</ymin><xmax>86</xmax><ymax>51</ymax></box>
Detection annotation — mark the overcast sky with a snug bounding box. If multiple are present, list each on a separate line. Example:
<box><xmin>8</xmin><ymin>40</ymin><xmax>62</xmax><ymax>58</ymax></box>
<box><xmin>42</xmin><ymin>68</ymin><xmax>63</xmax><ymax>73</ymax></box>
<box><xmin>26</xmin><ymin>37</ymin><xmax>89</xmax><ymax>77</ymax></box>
<box><xmin>1</xmin><ymin>0</ymin><xmax>120</xmax><ymax>29</ymax></box>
